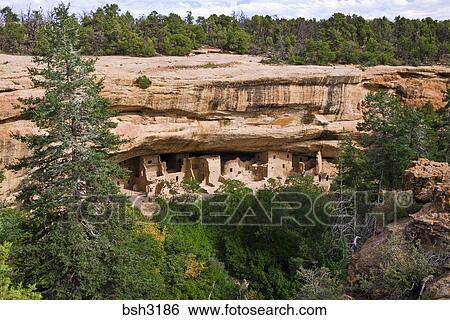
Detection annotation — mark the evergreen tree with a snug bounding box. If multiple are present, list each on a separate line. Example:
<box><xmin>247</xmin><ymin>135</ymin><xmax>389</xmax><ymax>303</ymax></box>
<box><xmin>227</xmin><ymin>28</ymin><xmax>250</xmax><ymax>54</ymax></box>
<box><xmin>333</xmin><ymin>135</ymin><xmax>373</xmax><ymax>191</ymax></box>
<box><xmin>0</xmin><ymin>242</ymin><xmax>41</xmax><ymax>300</ymax></box>
<box><xmin>1</xmin><ymin>5</ymin><xmax>449</xmax><ymax>65</ymax></box>
<box><xmin>9</xmin><ymin>4</ymin><xmax>160</xmax><ymax>299</ymax></box>
<box><xmin>0</xmin><ymin>7</ymin><xmax>26</xmax><ymax>53</ymax></box>
<box><xmin>357</xmin><ymin>92</ymin><xmax>442</xmax><ymax>189</ymax></box>
<box><xmin>162</xmin><ymin>33</ymin><xmax>193</xmax><ymax>55</ymax></box>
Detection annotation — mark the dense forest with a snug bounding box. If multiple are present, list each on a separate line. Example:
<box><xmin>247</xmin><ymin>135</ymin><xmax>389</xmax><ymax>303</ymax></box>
<box><xmin>0</xmin><ymin>3</ymin><xmax>449</xmax><ymax>65</ymax></box>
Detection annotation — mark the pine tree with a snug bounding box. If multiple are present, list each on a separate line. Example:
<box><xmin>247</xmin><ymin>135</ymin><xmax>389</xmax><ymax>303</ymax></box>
<box><xmin>9</xmin><ymin>4</ymin><xmax>159</xmax><ymax>299</ymax></box>
<box><xmin>0</xmin><ymin>242</ymin><xmax>41</xmax><ymax>300</ymax></box>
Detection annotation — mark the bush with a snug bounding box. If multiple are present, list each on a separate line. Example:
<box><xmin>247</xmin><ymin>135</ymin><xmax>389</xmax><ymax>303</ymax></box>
<box><xmin>181</xmin><ymin>179</ymin><xmax>202</xmax><ymax>194</ymax></box>
<box><xmin>296</xmin><ymin>267</ymin><xmax>344</xmax><ymax>299</ymax></box>
<box><xmin>162</xmin><ymin>33</ymin><xmax>193</xmax><ymax>56</ymax></box>
<box><xmin>208</xmin><ymin>97</ymin><xmax>224</xmax><ymax>110</ymax></box>
<box><xmin>134</xmin><ymin>75</ymin><xmax>151</xmax><ymax>89</ymax></box>
<box><xmin>353</xmin><ymin>238</ymin><xmax>435</xmax><ymax>299</ymax></box>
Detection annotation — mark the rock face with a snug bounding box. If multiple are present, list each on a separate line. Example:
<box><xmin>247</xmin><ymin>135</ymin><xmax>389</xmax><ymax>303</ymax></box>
<box><xmin>404</xmin><ymin>158</ymin><xmax>450</xmax><ymax>212</ymax></box>
<box><xmin>348</xmin><ymin>159</ymin><xmax>450</xmax><ymax>299</ymax></box>
<box><xmin>0</xmin><ymin>53</ymin><xmax>449</xmax><ymax>199</ymax></box>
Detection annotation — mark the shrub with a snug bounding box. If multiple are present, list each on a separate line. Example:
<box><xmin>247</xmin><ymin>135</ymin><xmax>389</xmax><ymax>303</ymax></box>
<box><xmin>181</xmin><ymin>179</ymin><xmax>202</xmax><ymax>194</ymax></box>
<box><xmin>162</xmin><ymin>33</ymin><xmax>193</xmax><ymax>56</ymax></box>
<box><xmin>379</xmin><ymin>239</ymin><xmax>434</xmax><ymax>299</ymax></box>
<box><xmin>134</xmin><ymin>75</ymin><xmax>151</xmax><ymax>89</ymax></box>
<box><xmin>296</xmin><ymin>267</ymin><xmax>344</xmax><ymax>299</ymax></box>
<box><xmin>353</xmin><ymin>238</ymin><xmax>435</xmax><ymax>299</ymax></box>
<box><xmin>208</xmin><ymin>97</ymin><xmax>224</xmax><ymax>110</ymax></box>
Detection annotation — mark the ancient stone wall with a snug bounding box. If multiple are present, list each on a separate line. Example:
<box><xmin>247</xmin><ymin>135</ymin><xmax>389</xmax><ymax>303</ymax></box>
<box><xmin>0</xmin><ymin>53</ymin><xmax>448</xmax><ymax>199</ymax></box>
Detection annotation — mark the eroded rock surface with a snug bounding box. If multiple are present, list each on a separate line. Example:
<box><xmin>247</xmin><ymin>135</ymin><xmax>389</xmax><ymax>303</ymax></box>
<box><xmin>348</xmin><ymin>159</ymin><xmax>450</xmax><ymax>299</ymax></box>
<box><xmin>0</xmin><ymin>53</ymin><xmax>449</xmax><ymax>199</ymax></box>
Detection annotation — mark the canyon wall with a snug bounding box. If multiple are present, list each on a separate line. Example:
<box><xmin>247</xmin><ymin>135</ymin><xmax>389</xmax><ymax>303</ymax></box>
<box><xmin>0</xmin><ymin>53</ymin><xmax>449</xmax><ymax>198</ymax></box>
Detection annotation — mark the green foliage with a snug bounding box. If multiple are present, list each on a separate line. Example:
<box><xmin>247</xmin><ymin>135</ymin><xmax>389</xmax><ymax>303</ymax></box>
<box><xmin>198</xmin><ymin>177</ymin><xmax>348</xmax><ymax>299</ymax></box>
<box><xmin>134</xmin><ymin>75</ymin><xmax>152</xmax><ymax>89</ymax></box>
<box><xmin>284</xmin><ymin>175</ymin><xmax>320</xmax><ymax>195</ymax></box>
<box><xmin>0</xmin><ymin>7</ymin><xmax>26</xmax><ymax>53</ymax></box>
<box><xmin>356</xmin><ymin>92</ymin><xmax>444</xmax><ymax>189</ymax></box>
<box><xmin>116</xmin><ymin>218</ymin><xmax>235</xmax><ymax>300</ymax></box>
<box><xmin>302</xmin><ymin>39</ymin><xmax>336</xmax><ymax>65</ymax></box>
<box><xmin>296</xmin><ymin>267</ymin><xmax>344</xmax><ymax>299</ymax></box>
<box><xmin>335</xmin><ymin>91</ymin><xmax>449</xmax><ymax>192</ymax></box>
<box><xmin>78</xmin><ymin>4</ymin><xmax>156</xmax><ymax>56</ymax></box>
<box><xmin>217</xmin><ymin>179</ymin><xmax>252</xmax><ymax>201</ymax></box>
<box><xmin>437</xmin><ymin>89</ymin><xmax>450</xmax><ymax>162</ymax></box>
<box><xmin>162</xmin><ymin>33</ymin><xmax>193</xmax><ymax>56</ymax></box>
<box><xmin>2</xmin><ymin>6</ymin><xmax>448</xmax><ymax>65</ymax></box>
<box><xmin>209</xmin><ymin>97</ymin><xmax>224</xmax><ymax>109</ymax></box>
<box><xmin>0</xmin><ymin>242</ymin><xmax>41</xmax><ymax>300</ymax></box>
<box><xmin>7</xmin><ymin>5</ymin><xmax>162</xmax><ymax>299</ymax></box>
<box><xmin>137</xmin><ymin>223</ymin><xmax>238</xmax><ymax>299</ymax></box>
<box><xmin>333</xmin><ymin>135</ymin><xmax>373</xmax><ymax>191</ymax></box>
<box><xmin>181</xmin><ymin>178</ymin><xmax>202</xmax><ymax>193</ymax></box>
<box><xmin>0</xmin><ymin>208</ymin><xmax>29</xmax><ymax>244</ymax></box>
<box><xmin>353</xmin><ymin>239</ymin><xmax>435</xmax><ymax>299</ymax></box>
<box><xmin>227</xmin><ymin>28</ymin><xmax>250</xmax><ymax>54</ymax></box>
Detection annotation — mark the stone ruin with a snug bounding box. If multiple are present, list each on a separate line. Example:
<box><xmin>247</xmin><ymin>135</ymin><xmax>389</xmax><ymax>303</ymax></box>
<box><xmin>116</xmin><ymin>150</ymin><xmax>337</xmax><ymax>197</ymax></box>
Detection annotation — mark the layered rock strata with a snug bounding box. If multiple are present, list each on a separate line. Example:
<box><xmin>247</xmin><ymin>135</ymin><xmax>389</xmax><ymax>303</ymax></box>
<box><xmin>0</xmin><ymin>53</ymin><xmax>449</xmax><ymax>199</ymax></box>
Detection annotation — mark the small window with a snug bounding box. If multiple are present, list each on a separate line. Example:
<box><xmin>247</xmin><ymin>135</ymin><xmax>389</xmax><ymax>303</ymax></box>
<box><xmin>176</xmin><ymin>176</ymin><xmax>179</xmax><ymax>182</ymax></box>
<box><xmin>127</xmin><ymin>180</ymin><xmax>130</xmax><ymax>184</ymax></box>
<box><xmin>230</xmin><ymin>168</ymin><xmax>233</xmax><ymax>172</ymax></box>
<box><xmin>117</xmin><ymin>181</ymin><xmax>120</xmax><ymax>186</ymax></box>
<box><xmin>282</xmin><ymin>164</ymin><xmax>285</xmax><ymax>168</ymax></box>
<box><xmin>148</xmin><ymin>160</ymin><xmax>152</xmax><ymax>164</ymax></box>
<box><xmin>273</xmin><ymin>155</ymin><xmax>276</xmax><ymax>159</ymax></box>
<box><xmin>287</xmin><ymin>154</ymin><xmax>289</xmax><ymax>158</ymax></box>
<box><xmin>202</xmin><ymin>164</ymin><xmax>205</xmax><ymax>167</ymax></box>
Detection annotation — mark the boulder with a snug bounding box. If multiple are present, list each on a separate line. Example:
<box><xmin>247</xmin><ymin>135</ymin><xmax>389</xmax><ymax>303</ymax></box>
<box><xmin>348</xmin><ymin>158</ymin><xmax>450</xmax><ymax>299</ymax></box>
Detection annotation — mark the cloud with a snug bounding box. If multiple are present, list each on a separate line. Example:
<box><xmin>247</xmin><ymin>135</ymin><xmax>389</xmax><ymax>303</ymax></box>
<box><xmin>2</xmin><ymin>0</ymin><xmax>449</xmax><ymax>20</ymax></box>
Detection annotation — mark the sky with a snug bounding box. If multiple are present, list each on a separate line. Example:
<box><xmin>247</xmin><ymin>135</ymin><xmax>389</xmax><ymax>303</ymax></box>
<box><xmin>1</xmin><ymin>0</ymin><xmax>449</xmax><ymax>20</ymax></box>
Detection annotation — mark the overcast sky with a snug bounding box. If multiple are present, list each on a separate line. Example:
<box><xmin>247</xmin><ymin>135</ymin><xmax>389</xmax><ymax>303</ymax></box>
<box><xmin>2</xmin><ymin>0</ymin><xmax>449</xmax><ymax>20</ymax></box>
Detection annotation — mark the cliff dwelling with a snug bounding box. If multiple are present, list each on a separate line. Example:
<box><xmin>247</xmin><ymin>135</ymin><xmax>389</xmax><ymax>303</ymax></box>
<box><xmin>1</xmin><ymin>53</ymin><xmax>448</xmax><ymax>203</ymax></box>
<box><xmin>117</xmin><ymin>150</ymin><xmax>336</xmax><ymax>197</ymax></box>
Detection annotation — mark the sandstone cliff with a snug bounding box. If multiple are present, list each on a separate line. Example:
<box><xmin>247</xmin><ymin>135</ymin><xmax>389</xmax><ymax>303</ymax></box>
<box><xmin>0</xmin><ymin>53</ymin><xmax>449</xmax><ymax>198</ymax></box>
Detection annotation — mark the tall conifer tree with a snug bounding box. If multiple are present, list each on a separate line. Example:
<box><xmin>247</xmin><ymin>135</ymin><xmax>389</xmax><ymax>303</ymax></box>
<box><xmin>9</xmin><ymin>4</ymin><xmax>157</xmax><ymax>299</ymax></box>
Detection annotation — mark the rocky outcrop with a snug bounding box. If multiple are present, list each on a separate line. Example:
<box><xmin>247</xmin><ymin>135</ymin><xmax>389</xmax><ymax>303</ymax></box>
<box><xmin>348</xmin><ymin>159</ymin><xmax>450</xmax><ymax>299</ymax></box>
<box><xmin>404</xmin><ymin>158</ymin><xmax>450</xmax><ymax>210</ymax></box>
<box><xmin>0</xmin><ymin>53</ymin><xmax>449</xmax><ymax>199</ymax></box>
<box><xmin>423</xmin><ymin>273</ymin><xmax>450</xmax><ymax>299</ymax></box>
